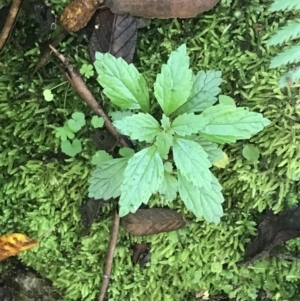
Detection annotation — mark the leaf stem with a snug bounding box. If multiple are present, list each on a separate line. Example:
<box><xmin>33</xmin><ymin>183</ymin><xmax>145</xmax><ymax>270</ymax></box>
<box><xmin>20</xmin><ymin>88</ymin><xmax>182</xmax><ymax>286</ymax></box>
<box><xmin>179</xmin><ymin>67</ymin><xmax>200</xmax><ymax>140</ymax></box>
<box><xmin>49</xmin><ymin>81</ymin><xmax>68</xmax><ymax>91</ymax></box>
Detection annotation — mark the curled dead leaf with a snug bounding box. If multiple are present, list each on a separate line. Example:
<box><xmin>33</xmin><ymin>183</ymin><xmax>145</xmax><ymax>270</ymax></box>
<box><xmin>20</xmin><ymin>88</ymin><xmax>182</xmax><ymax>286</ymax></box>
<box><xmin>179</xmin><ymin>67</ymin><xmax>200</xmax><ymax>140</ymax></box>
<box><xmin>121</xmin><ymin>208</ymin><xmax>186</xmax><ymax>236</ymax></box>
<box><xmin>0</xmin><ymin>233</ymin><xmax>39</xmax><ymax>261</ymax></box>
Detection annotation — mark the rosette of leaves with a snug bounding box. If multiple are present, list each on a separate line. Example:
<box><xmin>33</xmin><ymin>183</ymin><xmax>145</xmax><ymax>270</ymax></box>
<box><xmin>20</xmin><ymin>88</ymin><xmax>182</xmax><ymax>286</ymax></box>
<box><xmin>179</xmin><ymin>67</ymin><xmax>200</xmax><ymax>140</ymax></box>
<box><xmin>89</xmin><ymin>44</ymin><xmax>270</xmax><ymax>223</ymax></box>
<box><xmin>268</xmin><ymin>0</ymin><xmax>300</xmax><ymax>87</ymax></box>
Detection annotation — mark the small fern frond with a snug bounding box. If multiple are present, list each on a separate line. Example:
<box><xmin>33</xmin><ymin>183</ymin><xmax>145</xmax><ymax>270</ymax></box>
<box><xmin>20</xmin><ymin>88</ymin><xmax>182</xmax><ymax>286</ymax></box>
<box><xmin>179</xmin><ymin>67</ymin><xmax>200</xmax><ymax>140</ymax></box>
<box><xmin>269</xmin><ymin>0</ymin><xmax>300</xmax><ymax>12</ymax></box>
<box><xmin>268</xmin><ymin>19</ymin><xmax>300</xmax><ymax>46</ymax></box>
<box><xmin>270</xmin><ymin>45</ymin><xmax>300</xmax><ymax>68</ymax></box>
<box><xmin>279</xmin><ymin>68</ymin><xmax>300</xmax><ymax>88</ymax></box>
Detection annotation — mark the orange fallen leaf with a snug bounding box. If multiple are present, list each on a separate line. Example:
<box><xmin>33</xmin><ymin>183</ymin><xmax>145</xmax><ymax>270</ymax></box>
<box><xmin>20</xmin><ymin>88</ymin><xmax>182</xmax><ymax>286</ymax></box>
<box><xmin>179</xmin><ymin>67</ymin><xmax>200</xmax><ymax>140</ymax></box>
<box><xmin>0</xmin><ymin>233</ymin><xmax>39</xmax><ymax>261</ymax></box>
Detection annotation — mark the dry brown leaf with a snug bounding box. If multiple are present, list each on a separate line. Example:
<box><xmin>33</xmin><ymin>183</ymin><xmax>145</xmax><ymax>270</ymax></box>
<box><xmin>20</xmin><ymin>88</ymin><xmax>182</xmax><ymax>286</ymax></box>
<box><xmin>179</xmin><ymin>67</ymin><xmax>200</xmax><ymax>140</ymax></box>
<box><xmin>105</xmin><ymin>0</ymin><xmax>220</xmax><ymax>19</ymax></box>
<box><xmin>60</xmin><ymin>0</ymin><xmax>104</xmax><ymax>32</ymax></box>
<box><xmin>121</xmin><ymin>208</ymin><xmax>186</xmax><ymax>236</ymax></box>
<box><xmin>60</xmin><ymin>0</ymin><xmax>220</xmax><ymax>32</ymax></box>
<box><xmin>89</xmin><ymin>8</ymin><xmax>115</xmax><ymax>60</ymax></box>
<box><xmin>89</xmin><ymin>9</ymin><xmax>138</xmax><ymax>63</ymax></box>
<box><xmin>0</xmin><ymin>233</ymin><xmax>39</xmax><ymax>261</ymax></box>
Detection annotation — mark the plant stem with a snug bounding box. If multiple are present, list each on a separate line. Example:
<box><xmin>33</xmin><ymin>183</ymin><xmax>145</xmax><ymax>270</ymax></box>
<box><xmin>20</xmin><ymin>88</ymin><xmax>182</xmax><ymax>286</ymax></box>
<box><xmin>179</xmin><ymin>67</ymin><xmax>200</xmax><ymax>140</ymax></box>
<box><xmin>50</xmin><ymin>81</ymin><xmax>68</xmax><ymax>90</ymax></box>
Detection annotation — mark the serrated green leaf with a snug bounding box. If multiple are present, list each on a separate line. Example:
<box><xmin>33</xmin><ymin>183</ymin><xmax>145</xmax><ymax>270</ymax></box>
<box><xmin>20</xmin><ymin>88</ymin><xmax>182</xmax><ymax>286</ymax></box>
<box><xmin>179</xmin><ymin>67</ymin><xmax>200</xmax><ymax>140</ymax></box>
<box><xmin>61</xmin><ymin>139</ymin><xmax>82</xmax><ymax>157</ymax></box>
<box><xmin>268</xmin><ymin>19</ymin><xmax>300</xmax><ymax>46</ymax></box>
<box><xmin>88</xmin><ymin>157</ymin><xmax>130</xmax><ymax>200</ymax></box>
<box><xmin>269</xmin><ymin>0</ymin><xmax>300</xmax><ymax>12</ymax></box>
<box><xmin>91</xmin><ymin>150</ymin><xmax>113</xmax><ymax>165</ymax></box>
<box><xmin>270</xmin><ymin>45</ymin><xmax>300</xmax><ymax>68</ymax></box>
<box><xmin>173</xmin><ymin>138</ymin><xmax>212</xmax><ymax>188</ymax></box>
<box><xmin>114</xmin><ymin>113</ymin><xmax>160</xmax><ymax>142</ymax></box>
<box><xmin>91</xmin><ymin>116</ymin><xmax>104</xmax><ymax>128</ymax></box>
<box><xmin>155</xmin><ymin>131</ymin><xmax>173</xmax><ymax>159</ymax></box>
<box><xmin>94</xmin><ymin>52</ymin><xmax>149</xmax><ymax>111</ymax></box>
<box><xmin>194</xmin><ymin>136</ymin><xmax>223</xmax><ymax>163</ymax></box>
<box><xmin>109</xmin><ymin>110</ymin><xmax>133</xmax><ymax>122</ymax></box>
<box><xmin>119</xmin><ymin>146</ymin><xmax>164</xmax><ymax>216</ymax></box>
<box><xmin>199</xmin><ymin>104</ymin><xmax>271</xmax><ymax>143</ymax></box>
<box><xmin>178</xmin><ymin>171</ymin><xmax>224</xmax><ymax>223</ymax></box>
<box><xmin>242</xmin><ymin>144</ymin><xmax>260</xmax><ymax>164</ymax></box>
<box><xmin>159</xmin><ymin>172</ymin><xmax>178</xmax><ymax>201</ymax></box>
<box><xmin>219</xmin><ymin>95</ymin><xmax>235</xmax><ymax>106</ymax></box>
<box><xmin>119</xmin><ymin>147</ymin><xmax>135</xmax><ymax>157</ymax></box>
<box><xmin>171</xmin><ymin>113</ymin><xmax>208</xmax><ymax>136</ymax></box>
<box><xmin>175</xmin><ymin>70</ymin><xmax>222</xmax><ymax>114</ymax></box>
<box><xmin>154</xmin><ymin>44</ymin><xmax>193</xmax><ymax>115</ymax></box>
<box><xmin>200</xmin><ymin>133</ymin><xmax>237</xmax><ymax>144</ymax></box>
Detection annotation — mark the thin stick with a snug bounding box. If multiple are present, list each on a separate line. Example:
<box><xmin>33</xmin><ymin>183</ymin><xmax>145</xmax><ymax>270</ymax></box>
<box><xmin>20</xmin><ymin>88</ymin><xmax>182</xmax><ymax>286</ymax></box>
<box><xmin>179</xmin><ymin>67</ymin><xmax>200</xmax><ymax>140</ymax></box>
<box><xmin>0</xmin><ymin>0</ymin><xmax>23</xmax><ymax>53</ymax></box>
<box><xmin>33</xmin><ymin>29</ymin><xmax>68</xmax><ymax>75</ymax></box>
<box><xmin>49</xmin><ymin>44</ymin><xmax>129</xmax><ymax>147</ymax></box>
<box><xmin>50</xmin><ymin>45</ymin><xmax>128</xmax><ymax>301</ymax></box>
<box><xmin>98</xmin><ymin>211</ymin><xmax>120</xmax><ymax>301</ymax></box>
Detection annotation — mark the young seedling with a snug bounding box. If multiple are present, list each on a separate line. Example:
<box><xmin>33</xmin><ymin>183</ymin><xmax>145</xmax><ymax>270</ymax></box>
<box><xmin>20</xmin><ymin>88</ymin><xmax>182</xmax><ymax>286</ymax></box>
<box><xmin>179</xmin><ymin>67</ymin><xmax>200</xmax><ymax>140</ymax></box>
<box><xmin>43</xmin><ymin>81</ymin><xmax>68</xmax><ymax>102</ymax></box>
<box><xmin>55</xmin><ymin>112</ymin><xmax>86</xmax><ymax>157</ymax></box>
<box><xmin>55</xmin><ymin>113</ymin><xmax>106</xmax><ymax>158</ymax></box>
<box><xmin>88</xmin><ymin>44</ymin><xmax>270</xmax><ymax>223</ymax></box>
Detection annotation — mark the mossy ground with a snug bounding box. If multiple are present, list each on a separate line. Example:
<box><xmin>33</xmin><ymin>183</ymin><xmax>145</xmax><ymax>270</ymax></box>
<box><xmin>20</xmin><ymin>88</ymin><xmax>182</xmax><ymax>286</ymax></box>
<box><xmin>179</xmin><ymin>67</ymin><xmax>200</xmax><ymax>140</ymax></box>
<box><xmin>1</xmin><ymin>0</ymin><xmax>300</xmax><ymax>300</ymax></box>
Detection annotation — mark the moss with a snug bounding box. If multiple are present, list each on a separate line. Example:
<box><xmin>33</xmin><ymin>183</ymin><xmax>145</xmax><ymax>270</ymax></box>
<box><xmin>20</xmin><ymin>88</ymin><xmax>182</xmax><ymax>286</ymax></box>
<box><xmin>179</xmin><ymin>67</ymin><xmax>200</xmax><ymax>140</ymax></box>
<box><xmin>1</xmin><ymin>0</ymin><xmax>300</xmax><ymax>300</ymax></box>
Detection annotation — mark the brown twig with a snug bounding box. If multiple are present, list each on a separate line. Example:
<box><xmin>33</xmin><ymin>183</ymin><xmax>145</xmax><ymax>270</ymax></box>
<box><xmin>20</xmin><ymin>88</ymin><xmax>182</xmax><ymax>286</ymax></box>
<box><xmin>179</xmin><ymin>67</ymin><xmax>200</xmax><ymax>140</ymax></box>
<box><xmin>49</xmin><ymin>44</ymin><xmax>129</xmax><ymax>147</ymax></box>
<box><xmin>49</xmin><ymin>45</ymin><xmax>129</xmax><ymax>301</ymax></box>
<box><xmin>98</xmin><ymin>211</ymin><xmax>120</xmax><ymax>301</ymax></box>
<box><xmin>33</xmin><ymin>29</ymin><xmax>68</xmax><ymax>75</ymax></box>
<box><xmin>0</xmin><ymin>0</ymin><xmax>23</xmax><ymax>53</ymax></box>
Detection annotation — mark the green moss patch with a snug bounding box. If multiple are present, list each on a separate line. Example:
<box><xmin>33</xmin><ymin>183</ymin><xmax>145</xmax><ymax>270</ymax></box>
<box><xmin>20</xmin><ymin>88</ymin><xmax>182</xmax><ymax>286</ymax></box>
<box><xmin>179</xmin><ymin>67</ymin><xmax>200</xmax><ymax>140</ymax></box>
<box><xmin>1</xmin><ymin>0</ymin><xmax>300</xmax><ymax>300</ymax></box>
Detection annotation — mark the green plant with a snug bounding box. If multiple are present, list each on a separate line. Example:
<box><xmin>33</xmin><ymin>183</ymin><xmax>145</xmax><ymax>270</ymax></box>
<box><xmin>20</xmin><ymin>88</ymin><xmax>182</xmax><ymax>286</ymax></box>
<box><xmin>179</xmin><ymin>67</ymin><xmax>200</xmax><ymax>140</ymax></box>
<box><xmin>88</xmin><ymin>44</ymin><xmax>270</xmax><ymax>223</ymax></box>
<box><xmin>80</xmin><ymin>63</ymin><xmax>95</xmax><ymax>79</ymax></box>
<box><xmin>43</xmin><ymin>82</ymin><xmax>68</xmax><ymax>102</ymax></box>
<box><xmin>55</xmin><ymin>112</ymin><xmax>86</xmax><ymax>157</ymax></box>
<box><xmin>3</xmin><ymin>1</ymin><xmax>300</xmax><ymax>299</ymax></box>
<box><xmin>268</xmin><ymin>0</ymin><xmax>300</xmax><ymax>87</ymax></box>
<box><xmin>54</xmin><ymin>112</ymin><xmax>105</xmax><ymax>157</ymax></box>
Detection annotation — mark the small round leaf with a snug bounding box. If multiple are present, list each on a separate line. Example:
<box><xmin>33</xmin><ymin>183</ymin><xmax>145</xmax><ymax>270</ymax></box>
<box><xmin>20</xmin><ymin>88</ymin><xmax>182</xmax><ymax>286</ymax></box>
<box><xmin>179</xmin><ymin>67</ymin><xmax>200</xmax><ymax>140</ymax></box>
<box><xmin>43</xmin><ymin>89</ymin><xmax>53</xmax><ymax>101</ymax></box>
